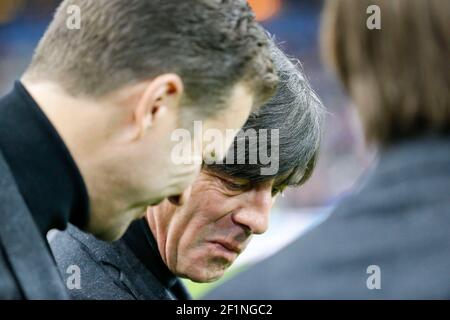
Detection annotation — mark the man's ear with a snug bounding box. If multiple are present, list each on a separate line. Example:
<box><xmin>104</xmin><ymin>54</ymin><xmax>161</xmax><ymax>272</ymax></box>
<box><xmin>133</xmin><ymin>74</ymin><xmax>184</xmax><ymax>140</ymax></box>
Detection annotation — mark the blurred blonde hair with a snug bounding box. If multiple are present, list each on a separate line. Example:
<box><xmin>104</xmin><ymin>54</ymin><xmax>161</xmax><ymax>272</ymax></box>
<box><xmin>321</xmin><ymin>0</ymin><xmax>449</xmax><ymax>146</ymax></box>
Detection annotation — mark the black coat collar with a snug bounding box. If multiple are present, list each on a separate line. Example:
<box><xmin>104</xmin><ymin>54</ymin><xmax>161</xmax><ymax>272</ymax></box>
<box><xmin>0</xmin><ymin>81</ymin><xmax>89</xmax><ymax>235</ymax></box>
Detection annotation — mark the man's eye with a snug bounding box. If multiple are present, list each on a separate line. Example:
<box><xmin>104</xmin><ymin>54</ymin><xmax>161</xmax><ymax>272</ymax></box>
<box><xmin>225</xmin><ymin>181</ymin><xmax>246</xmax><ymax>191</ymax></box>
<box><xmin>220</xmin><ymin>179</ymin><xmax>247</xmax><ymax>191</ymax></box>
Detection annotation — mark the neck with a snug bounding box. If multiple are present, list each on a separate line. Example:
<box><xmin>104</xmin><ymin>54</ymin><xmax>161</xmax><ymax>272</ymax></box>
<box><xmin>21</xmin><ymin>80</ymin><xmax>108</xmax><ymax>161</ymax></box>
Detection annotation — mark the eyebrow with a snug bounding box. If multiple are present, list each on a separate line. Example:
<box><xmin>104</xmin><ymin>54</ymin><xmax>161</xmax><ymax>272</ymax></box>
<box><xmin>221</xmin><ymin>175</ymin><xmax>251</xmax><ymax>185</ymax></box>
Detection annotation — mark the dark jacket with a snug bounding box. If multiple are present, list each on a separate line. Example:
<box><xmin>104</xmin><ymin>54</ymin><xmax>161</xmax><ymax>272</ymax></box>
<box><xmin>50</xmin><ymin>220</ymin><xmax>191</xmax><ymax>300</ymax></box>
<box><xmin>0</xmin><ymin>82</ymin><xmax>89</xmax><ymax>299</ymax></box>
<box><xmin>206</xmin><ymin>135</ymin><xmax>450</xmax><ymax>299</ymax></box>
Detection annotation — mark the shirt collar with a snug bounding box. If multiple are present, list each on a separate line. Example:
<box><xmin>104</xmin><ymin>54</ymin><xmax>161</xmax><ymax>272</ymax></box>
<box><xmin>122</xmin><ymin>218</ymin><xmax>179</xmax><ymax>289</ymax></box>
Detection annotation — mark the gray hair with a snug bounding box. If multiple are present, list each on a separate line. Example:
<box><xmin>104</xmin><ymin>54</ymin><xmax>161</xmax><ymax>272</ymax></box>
<box><xmin>207</xmin><ymin>41</ymin><xmax>324</xmax><ymax>189</ymax></box>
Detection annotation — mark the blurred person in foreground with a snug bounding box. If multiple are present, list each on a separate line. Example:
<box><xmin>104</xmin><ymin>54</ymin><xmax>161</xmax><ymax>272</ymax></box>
<box><xmin>0</xmin><ymin>0</ymin><xmax>278</xmax><ymax>299</ymax></box>
<box><xmin>49</xmin><ymin>43</ymin><xmax>323</xmax><ymax>300</ymax></box>
<box><xmin>206</xmin><ymin>0</ymin><xmax>450</xmax><ymax>299</ymax></box>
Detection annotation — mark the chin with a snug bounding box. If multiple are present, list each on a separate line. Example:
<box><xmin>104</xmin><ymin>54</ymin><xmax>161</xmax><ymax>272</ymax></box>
<box><xmin>90</xmin><ymin>227</ymin><xmax>122</xmax><ymax>242</ymax></box>
<box><xmin>97</xmin><ymin>229</ymin><xmax>123</xmax><ymax>241</ymax></box>
<box><xmin>182</xmin><ymin>266</ymin><xmax>227</xmax><ymax>283</ymax></box>
<box><xmin>85</xmin><ymin>219</ymin><xmax>130</xmax><ymax>242</ymax></box>
<box><xmin>87</xmin><ymin>206</ymin><xmax>146</xmax><ymax>241</ymax></box>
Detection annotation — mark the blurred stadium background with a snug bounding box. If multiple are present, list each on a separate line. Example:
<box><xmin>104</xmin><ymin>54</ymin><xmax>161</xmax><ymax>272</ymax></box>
<box><xmin>0</xmin><ymin>0</ymin><xmax>374</xmax><ymax>298</ymax></box>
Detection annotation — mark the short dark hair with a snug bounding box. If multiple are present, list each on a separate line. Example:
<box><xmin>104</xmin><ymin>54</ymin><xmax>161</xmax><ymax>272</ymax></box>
<box><xmin>207</xmin><ymin>42</ymin><xmax>323</xmax><ymax>189</ymax></box>
<box><xmin>321</xmin><ymin>0</ymin><xmax>450</xmax><ymax>146</ymax></box>
<box><xmin>24</xmin><ymin>0</ymin><xmax>278</xmax><ymax>118</ymax></box>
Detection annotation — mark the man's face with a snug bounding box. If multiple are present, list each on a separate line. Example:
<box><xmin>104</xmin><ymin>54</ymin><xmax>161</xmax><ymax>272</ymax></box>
<box><xmin>86</xmin><ymin>83</ymin><xmax>255</xmax><ymax>241</ymax></box>
<box><xmin>147</xmin><ymin>170</ymin><xmax>279</xmax><ymax>283</ymax></box>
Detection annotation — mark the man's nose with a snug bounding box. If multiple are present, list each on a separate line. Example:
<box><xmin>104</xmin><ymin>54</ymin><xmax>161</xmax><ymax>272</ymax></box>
<box><xmin>167</xmin><ymin>186</ymin><xmax>191</xmax><ymax>206</ymax></box>
<box><xmin>231</xmin><ymin>184</ymin><xmax>273</xmax><ymax>235</ymax></box>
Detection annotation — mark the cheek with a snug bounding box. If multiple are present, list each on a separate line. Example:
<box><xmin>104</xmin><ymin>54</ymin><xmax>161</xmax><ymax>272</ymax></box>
<box><xmin>176</xmin><ymin>217</ymin><xmax>212</xmax><ymax>261</ymax></box>
<box><xmin>201</xmin><ymin>192</ymin><xmax>235</xmax><ymax>217</ymax></box>
<box><xmin>173</xmin><ymin>209</ymin><xmax>229</xmax><ymax>274</ymax></box>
